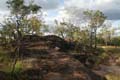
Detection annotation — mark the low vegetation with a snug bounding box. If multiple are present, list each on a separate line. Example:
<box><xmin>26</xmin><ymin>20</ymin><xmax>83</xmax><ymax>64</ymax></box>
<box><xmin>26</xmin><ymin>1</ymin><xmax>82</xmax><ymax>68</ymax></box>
<box><xmin>0</xmin><ymin>0</ymin><xmax>120</xmax><ymax>80</ymax></box>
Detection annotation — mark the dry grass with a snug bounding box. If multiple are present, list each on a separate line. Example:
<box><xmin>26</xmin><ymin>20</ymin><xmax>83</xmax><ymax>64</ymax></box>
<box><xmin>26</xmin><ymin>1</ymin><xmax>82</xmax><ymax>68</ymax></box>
<box><xmin>100</xmin><ymin>46</ymin><xmax>120</xmax><ymax>80</ymax></box>
<box><xmin>99</xmin><ymin>46</ymin><xmax>120</xmax><ymax>56</ymax></box>
<box><xmin>106</xmin><ymin>73</ymin><xmax>120</xmax><ymax>80</ymax></box>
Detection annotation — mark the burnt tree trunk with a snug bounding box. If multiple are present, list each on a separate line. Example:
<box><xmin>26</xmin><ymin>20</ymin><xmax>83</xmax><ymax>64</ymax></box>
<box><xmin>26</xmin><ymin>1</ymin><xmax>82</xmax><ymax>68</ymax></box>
<box><xmin>94</xmin><ymin>28</ymin><xmax>97</xmax><ymax>49</ymax></box>
<box><xmin>90</xmin><ymin>29</ymin><xmax>93</xmax><ymax>48</ymax></box>
<box><xmin>11</xmin><ymin>15</ymin><xmax>22</xmax><ymax>74</ymax></box>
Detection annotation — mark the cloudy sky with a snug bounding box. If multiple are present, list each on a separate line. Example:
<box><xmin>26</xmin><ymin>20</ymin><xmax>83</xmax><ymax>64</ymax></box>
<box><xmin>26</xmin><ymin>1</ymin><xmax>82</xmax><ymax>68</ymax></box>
<box><xmin>0</xmin><ymin>0</ymin><xmax>120</xmax><ymax>28</ymax></box>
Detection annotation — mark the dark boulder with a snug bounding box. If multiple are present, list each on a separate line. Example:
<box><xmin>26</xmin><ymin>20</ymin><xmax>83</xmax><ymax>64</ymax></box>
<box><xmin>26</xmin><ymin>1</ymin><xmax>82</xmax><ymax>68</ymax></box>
<box><xmin>20</xmin><ymin>35</ymin><xmax>69</xmax><ymax>52</ymax></box>
<box><xmin>21</xmin><ymin>51</ymin><xmax>107</xmax><ymax>80</ymax></box>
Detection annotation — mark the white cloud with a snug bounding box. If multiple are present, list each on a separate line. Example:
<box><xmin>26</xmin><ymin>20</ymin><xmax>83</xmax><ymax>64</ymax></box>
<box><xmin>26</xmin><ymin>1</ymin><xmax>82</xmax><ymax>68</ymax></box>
<box><xmin>0</xmin><ymin>11</ymin><xmax>10</xmax><ymax>22</ymax></box>
<box><xmin>0</xmin><ymin>0</ymin><xmax>61</xmax><ymax>11</ymax></box>
<box><xmin>0</xmin><ymin>0</ymin><xmax>120</xmax><ymax>25</ymax></box>
<box><xmin>43</xmin><ymin>0</ymin><xmax>120</xmax><ymax>24</ymax></box>
<box><xmin>0</xmin><ymin>0</ymin><xmax>8</xmax><ymax>11</ymax></box>
<box><xmin>0</xmin><ymin>0</ymin><xmax>62</xmax><ymax>23</ymax></box>
<box><xmin>25</xmin><ymin>0</ymin><xmax>61</xmax><ymax>10</ymax></box>
<box><xmin>64</xmin><ymin>0</ymin><xmax>120</xmax><ymax>20</ymax></box>
<box><xmin>43</xmin><ymin>0</ymin><xmax>120</xmax><ymax>27</ymax></box>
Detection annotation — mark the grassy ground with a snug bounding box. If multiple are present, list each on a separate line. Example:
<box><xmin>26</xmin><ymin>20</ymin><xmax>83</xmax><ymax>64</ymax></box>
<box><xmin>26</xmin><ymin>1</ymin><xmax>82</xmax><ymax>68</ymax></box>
<box><xmin>101</xmin><ymin>46</ymin><xmax>120</xmax><ymax>55</ymax></box>
<box><xmin>0</xmin><ymin>47</ymin><xmax>22</xmax><ymax>73</ymax></box>
<box><xmin>99</xmin><ymin>46</ymin><xmax>120</xmax><ymax>80</ymax></box>
<box><xmin>0</xmin><ymin>47</ymin><xmax>11</xmax><ymax>72</ymax></box>
<box><xmin>98</xmin><ymin>46</ymin><xmax>120</xmax><ymax>64</ymax></box>
<box><xmin>0</xmin><ymin>46</ymin><xmax>120</xmax><ymax>80</ymax></box>
<box><xmin>106</xmin><ymin>74</ymin><xmax>120</xmax><ymax>80</ymax></box>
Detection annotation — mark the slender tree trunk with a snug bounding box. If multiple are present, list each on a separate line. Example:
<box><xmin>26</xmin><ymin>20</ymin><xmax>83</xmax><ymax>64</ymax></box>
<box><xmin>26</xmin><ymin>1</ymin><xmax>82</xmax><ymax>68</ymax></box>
<box><xmin>90</xmin><ymin>29</ymin><xmax>93</xmax><ymax>48</ymax></box>
<box><xmin>94</xmin><ymin>28</ymin><xmax>97</xmax><ymax>49</ymax></box>
<box><xmin>105</xmin><ymin>40</ymin><xmax>107</xmax><ymax>46</ymax></box>
<box><xmin>11</xmin><ymin>15</ymin><xmax>22</xmax><ymax>74</ymax></box>
<box><xmin>60</xmin><ymin>32</ymin><xmax>64</xmax><ymax>39</ymax></box>
<box><xmin>11</xmin><ymin>47</ymin><xmax>20</xmax><ymax>73</ymax></box>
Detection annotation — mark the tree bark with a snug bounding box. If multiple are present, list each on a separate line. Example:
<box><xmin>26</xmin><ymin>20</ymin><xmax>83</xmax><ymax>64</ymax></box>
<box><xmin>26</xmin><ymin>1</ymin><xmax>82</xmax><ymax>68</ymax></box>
<box><xmin>11</xmin><ymin>15</ymin><xmax>22</xmax><ymax>74</ymax></box>
<box><xmin>94</xmin><ymin>28</ymin><xmax>97</xmax><ymax>49</ymax></box>
<box><xmin>11</xmin><ymin>47</ymin><xmax>19</xmax><ymax>73</ymax></box>
<box><xmin>90</xmin><ymin>29</ymin><xmax>93</xmax><ymax>48</ymax></box>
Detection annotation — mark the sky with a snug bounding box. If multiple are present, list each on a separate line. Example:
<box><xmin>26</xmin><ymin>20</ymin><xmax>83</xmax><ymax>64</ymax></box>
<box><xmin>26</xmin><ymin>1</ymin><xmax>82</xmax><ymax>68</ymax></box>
<box><xmin>0</xmin><ymin>0</ymin><xmax>120</xmax><ymax>29</ymax></box>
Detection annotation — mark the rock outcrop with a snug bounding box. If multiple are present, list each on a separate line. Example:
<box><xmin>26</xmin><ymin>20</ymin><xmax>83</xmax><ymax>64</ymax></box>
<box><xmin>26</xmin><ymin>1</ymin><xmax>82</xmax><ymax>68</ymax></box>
<box><xmin>20</xmin><ymin>35</ymin><xmax>69</xmax><ymax>51</ymax></box>
<box><xmin>9</xmin><ymin>35</ymin><xmax>107</xmax><ymax>80</ymax></box>
<box><xmin>20</xmin><ymin>51</ymin><xmax>106</xmax><ymax>80</ymax></box>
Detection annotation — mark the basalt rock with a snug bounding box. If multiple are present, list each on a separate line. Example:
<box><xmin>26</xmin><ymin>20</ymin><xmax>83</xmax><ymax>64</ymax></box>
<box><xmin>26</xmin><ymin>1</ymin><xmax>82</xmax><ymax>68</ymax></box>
<box><xmin>20</xmin><ymin>51</ymin><xmax>107</xmax><ymax>80</ymax></box>
<box><xmin>9</xmin><ymin>35</ymin><xmax>107</xmax><ymax>80</ymax></box>
<box><xmin>21</xmin><ymin>35</ymin><xmax>69</xmax><ymax>51</ymax></box>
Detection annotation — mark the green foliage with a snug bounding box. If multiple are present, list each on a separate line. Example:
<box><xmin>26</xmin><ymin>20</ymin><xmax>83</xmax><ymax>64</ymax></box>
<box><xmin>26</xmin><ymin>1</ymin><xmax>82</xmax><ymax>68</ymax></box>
<box><xmin>13</xmin><ymin>61</ymin><xmax>22</xmax><ymax>73</ymax></box>
<box><xmin>84</xmin><ymin>10</ymin><xmax>106</xmax><ymax>48</ymax></box>
<box><xmin>84</xmin><ymin>10</ymin><xmax>106</xmax><ymax>28</ymax></box>
<box><xmin>54</xmin><ymin>21</ymin><xmax>68</xmax><ymax>38</ymax></box>
<box><xmin>98</xmin><ymin>22</ymin><xmax>115</xmax><ymax>46</ymax></box>
<box><xmin>54</xmin><ymin>21</ymin><xmax>89</xmax><ymax>44</ymax></box>
<box><xmin>22</xmin><ymin>16</ymin><xmax>43</xmax><ymax>35</ymax></box>
<box><xmin>110</xmin><ymin>37</ymin><xmax>120</xmax><ymax>46</ymax></box>
<box><xmin>0</xmin><ymin>20</ymin><xmax>16</xmax><ymax>44</ymax></box>
<box><xmin>97</xmin><ymin>22</ymin><xmax>120</xmax><ymax>46</ymax></box>
<box><xmin>0</xmin><ymin>0</ymin><xmax>43</xmax><ymax>45</ymax></box>
<box><xmin>7</xmin><ymin>0</ymin><xmax>41</xmax><ymax>15</ymax></box>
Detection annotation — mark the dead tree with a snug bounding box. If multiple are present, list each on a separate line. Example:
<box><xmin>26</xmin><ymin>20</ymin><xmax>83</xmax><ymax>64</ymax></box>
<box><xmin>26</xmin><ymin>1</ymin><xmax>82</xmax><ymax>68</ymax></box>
<box><xmin>11</xmin><ymin>15</ymin><xmax>22</xmax><ymax>74</ymax></box>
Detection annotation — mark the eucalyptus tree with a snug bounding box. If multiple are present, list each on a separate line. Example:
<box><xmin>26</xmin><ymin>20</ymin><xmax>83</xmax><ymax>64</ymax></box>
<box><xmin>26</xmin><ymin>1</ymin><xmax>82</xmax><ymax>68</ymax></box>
<box><xmin>84</xmin><ymin>10</ymin><xmax>106</xmax><ymax>48</ymax></box>
<box><xmin>99</xmin><ymin>22</ymin><xmax>115</xmax><ymax>46</ymax></box>
<box><xmin>54</xmin><ymin>20</ymin><xmax>67</xmax><ymax>39</ymax></box>
<box><xmin>6</xmin><ymin>0</ymin><xmax>42</xmax><ymax>36</ymax></box>
<box><xmin>6</xmin><ymin>0</ymin><xmax>41</xmax><ymax>73</ymax></box>
<box><xmin>54</xmin><ymin>20</ymin><xmax>82</xmax><ymax>41</ymax></box>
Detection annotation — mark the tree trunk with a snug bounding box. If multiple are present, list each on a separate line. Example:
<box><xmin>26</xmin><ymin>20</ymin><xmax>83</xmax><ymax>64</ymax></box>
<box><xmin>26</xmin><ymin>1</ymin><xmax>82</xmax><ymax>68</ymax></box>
<box><xmin>11</xmin><ymin>47</ymin><xmax>19</xmax><ymax>73</ymax></box>
<box><xmin>105</xmin><ymin>40</ymin><xmax>107</xmax><ymax>46</ymax></box>
<box><xmin>94</xmin><ymin>28</ymin><xmax>97</xmax><ymax>49</ymax></box>
<box><xmin>11</xmin><ymin>15</ymin><xmax>22</xmax><ymax>74</ymax></box>
<box><xmin>60</xmin><ymin>32</ymin><xmax>64</xmax><ymax>39</ymax></box>
<box><xmin>90</xmin><ymin>29</ymin><xmax>93</xmax><ymax>48</ymax></box>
